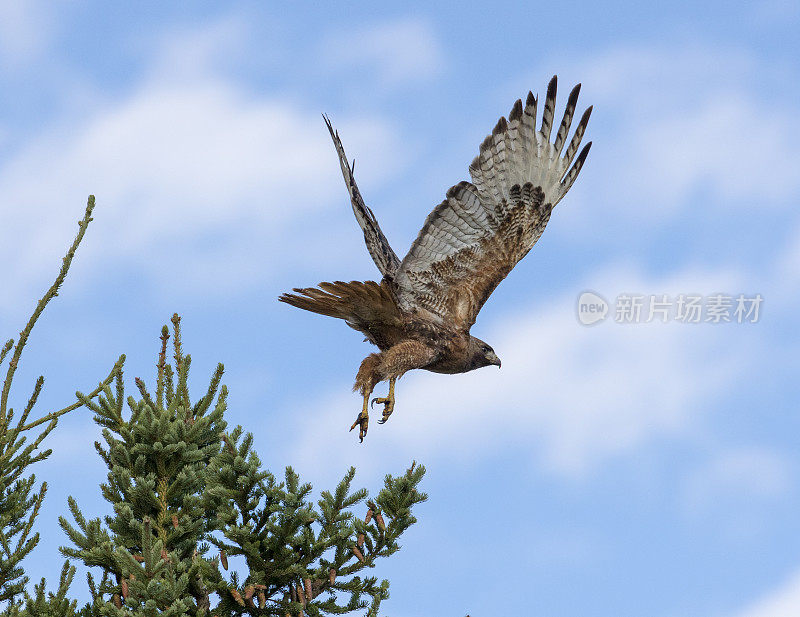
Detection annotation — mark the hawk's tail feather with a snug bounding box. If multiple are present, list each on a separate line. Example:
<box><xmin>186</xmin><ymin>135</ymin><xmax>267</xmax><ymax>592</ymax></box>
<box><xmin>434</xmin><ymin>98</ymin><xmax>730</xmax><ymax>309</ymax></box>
<box><xmin>280</xmin><ymin>281</ymin><xmax>362</xmax><ymax>320</ymax></box>
<box><xmin>279</xmin><ymin>280</ymin><xmax>401</xmax><ymax>324</ymax></box>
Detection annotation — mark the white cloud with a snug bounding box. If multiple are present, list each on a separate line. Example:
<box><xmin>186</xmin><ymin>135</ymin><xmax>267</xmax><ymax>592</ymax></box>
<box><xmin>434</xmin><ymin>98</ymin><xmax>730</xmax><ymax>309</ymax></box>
<box><xmin>320</xmin><ymin>17</ymin><xmax>445</xmax><ymax>87</ymax></box>
<box><xmin>682</xmin><ymin>447</ymin><xmax>792</xmax><ymax>513</ymax></box>
<box><xmin>517</xmin><ymin>45</ymin><xmax>800</xmax><ymax>232</ymax></box>
<box><xmin>733</xmin><ymin>570</ymin><xmax>800</xmax><ymax>617</ymax></box>
<box><xmin>277</xmin><ymin>264</ymin><xmax>750</xmax><ymax>482</ymax></box>
<box><xmin>0</xmin><ymin>2</ymin><xmax>53</xmax><ymax>68</ymax></box>
<box><xmin>140</xmin><ymin>13</ymin><xmax>255</xmax><ymax>85</ymax></box>
<box><xmin>628</xmin><ymin>94</ymin><xmax>800</xmax><ymax>207</ymax></box>
<box><xmin>777</xmin><ymin>224</ymin><xmax>800</xmax><ymax>290</ymax></box>
<box><xmin>0</xmin><ymin>23</ymin><xmax>405</xmax><ymax>312</ymax></box>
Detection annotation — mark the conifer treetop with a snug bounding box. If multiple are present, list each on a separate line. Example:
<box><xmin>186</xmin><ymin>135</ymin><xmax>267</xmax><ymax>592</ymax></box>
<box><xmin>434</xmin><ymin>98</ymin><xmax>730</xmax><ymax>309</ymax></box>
<box><xmin>59</xmin><ymin>318</ymin><xmax>426</xmax><ymax>616</ymax></box>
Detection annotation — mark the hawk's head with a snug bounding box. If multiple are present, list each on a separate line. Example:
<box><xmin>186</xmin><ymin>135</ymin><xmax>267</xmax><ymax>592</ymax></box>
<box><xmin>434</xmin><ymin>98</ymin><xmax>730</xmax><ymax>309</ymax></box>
<box><xmin>468</xmin><ymin>336</ymin><xmax>501</xmax><ymax>369</ymax></box>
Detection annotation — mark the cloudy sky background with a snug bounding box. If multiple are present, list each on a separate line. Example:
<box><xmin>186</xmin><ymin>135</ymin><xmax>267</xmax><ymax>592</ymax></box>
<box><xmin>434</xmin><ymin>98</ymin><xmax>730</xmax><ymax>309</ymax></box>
<box><xmin>1</xmin><ymin>1</ymin><xmax>799</xmax><ymax>615</ymax></box>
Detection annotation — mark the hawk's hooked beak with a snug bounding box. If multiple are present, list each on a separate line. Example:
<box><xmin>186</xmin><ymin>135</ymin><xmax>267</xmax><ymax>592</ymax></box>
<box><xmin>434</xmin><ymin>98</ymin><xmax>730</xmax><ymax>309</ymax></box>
<box><xmin>486</xmin><ymin>351</ymin><xmax>501</xmax><ymax>368</ymax></box>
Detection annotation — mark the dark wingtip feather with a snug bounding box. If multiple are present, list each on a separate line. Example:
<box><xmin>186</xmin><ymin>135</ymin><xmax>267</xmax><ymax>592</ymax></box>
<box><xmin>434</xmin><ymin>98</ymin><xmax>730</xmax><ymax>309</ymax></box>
<box><xmin>562</xmin><ymin>104</ymin><xmax>593</xmax><ymax>167</ymax></box>
<box><xmin>576</xmin><ymin>141</ymin><xmax>592</xmax><ymax>164</ymax></box>
<box><xmin>567</xmin><ymin>83</ymin><xmax>581</xmax><ymax>107</ymax></box>
<box><xmin>509</xmin><ymin>98</ymin><xmax>523</xmax><ymax>121</ymax></box>
<box><xmin>554</xmin><ymin>83</ymin><xmax>584</xmax><ymax>153</ymax></box>
<box><xmin>541</xmin><ymin>75</ymin><xmax>558</xmax><ymax>139</ymax></box>
<box><xmin>578</xmin><ymin>105</ymin><xmax>593</xmax><ymax>134</ymax></box>
<box><xmin>526</xmin><ymin>91</ymin><xmax>535</xmax><ymax>107</ymax></box>
<box><xmin>322</xmin><ymin>113</ymin><xmax>335</xmax><ymax>136</ymax></box>
<box><xmin>493</xmin><ymin>116</ymin><xmax>508</xmax><ymax>136</ymax></box>
<box><xmin>571</xmin><ymin>142</ymin><xmax>592</xmax><ymax>181</ymax></box>
<box><xmin>578</xmin><ymin>105</ymin><xmax>593</xmax><ymax>129</ymax></box>
<box><xmin>561</xmin><ymin>141</ymin><xmax>593</xmax><ymax>192</ymax></box>
<box><xmin>544</xmin><ymin>76</ymin><xmax>558</xmax><ymax>111</ymax></box>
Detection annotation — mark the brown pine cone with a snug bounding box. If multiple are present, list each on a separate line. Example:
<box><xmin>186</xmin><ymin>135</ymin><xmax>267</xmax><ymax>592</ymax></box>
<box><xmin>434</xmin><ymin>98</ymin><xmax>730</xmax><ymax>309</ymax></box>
<box><xmin>351</xmin><ymin>546</ymin><xmax>364</xmax><ymax>562</ymax></box>
<box><xmin>230</xmin><ymin>588</ymin><xmax>244</xmax><ymax>606</ymax></box>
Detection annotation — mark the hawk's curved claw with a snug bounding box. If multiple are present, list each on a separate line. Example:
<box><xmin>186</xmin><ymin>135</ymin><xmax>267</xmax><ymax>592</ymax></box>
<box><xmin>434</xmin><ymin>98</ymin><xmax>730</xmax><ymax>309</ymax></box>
<box><xmin>372</xmin><ymin>397</ymin><xmax>395</xmax><ymax>425</ymax></box>
<box><xmin>350</xmin><ymin>411</ymin><xmax>368</xmax><ymax>442</ymax></box>
<box><xmin>373</xmin><ymin>377</ymin><xmax>396</xmax><ymax>425</ymax></box>
<box><xmin>351</xmin><ymin>393</ymin><xmax>370</xmax><ymax>442</ymax></box>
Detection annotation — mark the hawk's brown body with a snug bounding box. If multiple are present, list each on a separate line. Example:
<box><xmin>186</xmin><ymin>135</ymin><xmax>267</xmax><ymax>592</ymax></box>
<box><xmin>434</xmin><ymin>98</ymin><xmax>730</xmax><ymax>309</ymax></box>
<box><xmin>280</xmin><ymin>76</ymin><xmax>592</xmax><ymax>440</ymax></box>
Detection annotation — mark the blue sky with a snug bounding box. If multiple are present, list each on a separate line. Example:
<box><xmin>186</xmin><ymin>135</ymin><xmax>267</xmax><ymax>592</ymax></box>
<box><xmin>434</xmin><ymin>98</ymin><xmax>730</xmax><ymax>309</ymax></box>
<box><xmin>1</xmin><ymin>1</ymin><xmax>799</xmax><ymax>615</ymax></box>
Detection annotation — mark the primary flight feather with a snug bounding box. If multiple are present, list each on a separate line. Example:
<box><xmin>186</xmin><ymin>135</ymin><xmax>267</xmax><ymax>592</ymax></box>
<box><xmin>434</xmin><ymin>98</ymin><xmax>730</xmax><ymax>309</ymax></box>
<box><xmin>280</xmin><ymin>76</ymin><xmax>592</xmax><ymax>441</ymax></box>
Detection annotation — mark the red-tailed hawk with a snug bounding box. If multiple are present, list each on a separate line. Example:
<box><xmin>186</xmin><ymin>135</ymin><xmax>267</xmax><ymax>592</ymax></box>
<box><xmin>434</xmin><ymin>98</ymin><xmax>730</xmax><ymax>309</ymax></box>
<box><xmin>280</xmin><ymin>76</ymin><xmax>592</xmax><ymax>441</ymax></box>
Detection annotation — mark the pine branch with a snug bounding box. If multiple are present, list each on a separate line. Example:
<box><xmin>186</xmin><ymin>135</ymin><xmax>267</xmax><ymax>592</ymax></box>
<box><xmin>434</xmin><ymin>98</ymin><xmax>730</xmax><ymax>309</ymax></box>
<box><xmin>0</xmin><ymin>196</ymin><xmax>95</xmax><ymax>424</ymax></box>
<box><xmin>16</xmin><ymin>355</ymin><xmax>125</xmax><ymax>433</ymax></box>
<box><xmin>0</xmin><ymin>195</ymin><xmax>118</xmax><ymax>609</ymax></box>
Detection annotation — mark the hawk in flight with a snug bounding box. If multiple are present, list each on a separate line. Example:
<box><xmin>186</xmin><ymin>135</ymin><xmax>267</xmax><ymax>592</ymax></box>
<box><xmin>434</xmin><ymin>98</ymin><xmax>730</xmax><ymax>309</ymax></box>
<box><xmin>280</xmin><ymin>76</ymin><xmax>592</xmax><ymax>441</ymax></box>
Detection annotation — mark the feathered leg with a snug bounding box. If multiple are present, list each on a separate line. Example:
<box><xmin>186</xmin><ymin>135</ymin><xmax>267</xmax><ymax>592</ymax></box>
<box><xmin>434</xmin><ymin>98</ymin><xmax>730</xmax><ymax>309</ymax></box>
<box><xmin>350</xmin><ymin>342</ymin><xmax>436</xmax><ymax>441</ymax></box>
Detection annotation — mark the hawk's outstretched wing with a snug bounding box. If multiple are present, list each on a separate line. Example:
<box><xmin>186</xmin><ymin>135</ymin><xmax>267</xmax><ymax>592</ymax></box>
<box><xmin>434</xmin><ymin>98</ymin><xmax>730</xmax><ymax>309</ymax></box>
<box><xmin>393</xmin><ymin>76</ymin><xmax>592</xmax><ymax>331</ymax></box>
<box><xmin>323</xmin><ymin>115</ymin><xmax>401</xmax><ymax>278</ymax></box>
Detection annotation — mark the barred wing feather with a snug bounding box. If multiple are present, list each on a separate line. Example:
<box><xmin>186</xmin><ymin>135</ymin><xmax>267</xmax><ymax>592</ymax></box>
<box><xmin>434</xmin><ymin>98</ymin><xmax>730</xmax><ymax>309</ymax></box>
<box><xmin>323</xmin><ymin>114</ymin><xmax>401</xmax><ymax>278</ymax></box>
<box><xmin>393</xmin><ymin>76</ymin><xmax>592</xmax><ymax>330</ymax></box>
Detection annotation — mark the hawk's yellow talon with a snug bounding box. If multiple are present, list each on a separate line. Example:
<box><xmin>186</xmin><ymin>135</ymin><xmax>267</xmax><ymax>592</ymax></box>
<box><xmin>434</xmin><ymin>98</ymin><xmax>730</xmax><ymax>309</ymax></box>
<box><xmin>374</xmin><ymin>378</ymin><xmax>396</xmax><ymax>424</ymax></box>
<box><xmin>350</xmin><ymin>392</ymin><xmax>370</xmax><ymax>442</ymax></box>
